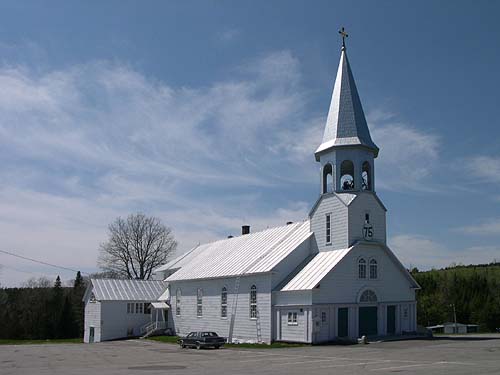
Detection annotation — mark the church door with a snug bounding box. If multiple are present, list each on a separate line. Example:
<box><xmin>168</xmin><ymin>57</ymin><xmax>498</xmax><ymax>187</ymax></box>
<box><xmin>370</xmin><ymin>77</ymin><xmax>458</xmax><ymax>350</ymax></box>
<box><xmin>337</xmin><ymin>308</ymin><xmax>348</xmax><ymax>338</ymax></box>
<box><xmin>359</xmin><ymin>306</ymin><xmax>378</xmax><ymax>336</ymax></box>
<box><xmin>387</xmin><ymin>305</ymin><xmax>396</xmax><ymax>335</ymax></box>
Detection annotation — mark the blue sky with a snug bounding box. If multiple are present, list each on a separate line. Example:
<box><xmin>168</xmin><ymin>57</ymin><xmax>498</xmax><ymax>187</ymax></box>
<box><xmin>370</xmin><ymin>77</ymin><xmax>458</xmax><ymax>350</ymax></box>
<box><xmin>1</xmin><ymin>1</ymin><xmax>500</xmax><ymax>286</ymax></box>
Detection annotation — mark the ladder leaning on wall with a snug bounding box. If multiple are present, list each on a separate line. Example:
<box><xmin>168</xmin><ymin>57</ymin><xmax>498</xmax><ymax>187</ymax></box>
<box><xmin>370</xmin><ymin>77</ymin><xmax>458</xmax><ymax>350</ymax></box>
<box><xmin>227</xmin><ymin>276</ymin><xmax>241</xmax><ymax>343</ymax></box>
<box><xmin>227</xmin><ymin>226</ymin><xmax>296</xmax><ymax>343</ymax></box>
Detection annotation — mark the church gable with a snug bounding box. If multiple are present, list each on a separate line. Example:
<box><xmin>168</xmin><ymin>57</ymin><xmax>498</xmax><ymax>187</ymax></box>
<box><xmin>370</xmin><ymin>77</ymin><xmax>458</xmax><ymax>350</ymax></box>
<box><xmin>312</xmin><ymin>243</ymin><xmax>417</xmax><ymax>304</ymax></box>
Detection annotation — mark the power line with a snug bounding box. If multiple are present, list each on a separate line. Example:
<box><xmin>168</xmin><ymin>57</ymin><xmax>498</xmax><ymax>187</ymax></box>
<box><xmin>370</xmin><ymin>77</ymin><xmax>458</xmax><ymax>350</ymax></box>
<box><xmin>0</xmin><ymin>263</ymin><xmax>51</xmax><ymax>276</ymax></box>
<box><xmin>0</xmin><ymin>249</ymin><xmax>87</xmax><ymax>275</ymax></box>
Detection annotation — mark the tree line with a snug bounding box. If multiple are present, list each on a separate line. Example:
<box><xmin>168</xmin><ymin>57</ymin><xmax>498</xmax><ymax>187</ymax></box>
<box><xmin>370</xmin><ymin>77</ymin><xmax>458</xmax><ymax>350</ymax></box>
<box><xmin>0</xmin><ymin>272</ymin><xmax>86</xmax><ymax>340</ymax></box>
<box><xmin>0</xmin><ymin>213</ymin><xmax>177</xmax><ymax>340</ymax></box>
<box><xmin>412</xmin><ymin>263</ymin><xmax>500</xmax><ymax>331</ymax></box>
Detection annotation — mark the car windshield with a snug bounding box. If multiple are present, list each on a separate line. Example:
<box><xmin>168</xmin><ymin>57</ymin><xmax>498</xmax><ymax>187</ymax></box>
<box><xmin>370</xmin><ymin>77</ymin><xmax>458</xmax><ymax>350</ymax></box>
<box><xmin>201</xmin><ymin>332</ymin><xmax>217</xmax><ymax>337</ymax></box>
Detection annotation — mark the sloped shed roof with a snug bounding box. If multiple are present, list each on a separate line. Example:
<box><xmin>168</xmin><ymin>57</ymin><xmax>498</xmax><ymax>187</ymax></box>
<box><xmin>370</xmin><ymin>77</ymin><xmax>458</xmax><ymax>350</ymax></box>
<box><xmin>89</xmin><ymin>279</ymin><xmax>168</xmax><ymax>301</ymax></box>
<box><xmin>165</xmin><ymin>221</ymin><xmax>312</xmax><ymax>282</ymax></box>
<box><xmin>281</xmin><ymin>248</ymin><xmax>351</xmax><ymax>291</ymax></box>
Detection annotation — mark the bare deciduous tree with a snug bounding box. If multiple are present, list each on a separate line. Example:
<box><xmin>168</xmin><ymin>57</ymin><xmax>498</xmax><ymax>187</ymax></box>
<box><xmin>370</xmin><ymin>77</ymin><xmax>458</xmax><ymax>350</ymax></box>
<box><xmin>98</xmin><ymin>213</ymin><xmax>177</xmax><ymax>280</ymax></box>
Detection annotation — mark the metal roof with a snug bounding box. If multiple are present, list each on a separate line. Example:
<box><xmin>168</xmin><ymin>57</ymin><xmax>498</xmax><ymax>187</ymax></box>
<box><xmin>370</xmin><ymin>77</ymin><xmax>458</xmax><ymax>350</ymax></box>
<box><xmin>151</xmin><ymin>301</ymin><xmax>169</xmax><ymax>309</ymax></box>
<box><xmin>281</xmin><ymin>248</ymin><xmax>352</xmax><ymax>291</ymax></box>
<box><xmin>158</xmin><ymin>288</ymin><xmax>170</xmax><ymax>301</ymax></box>
<box><xmin>315</xmin><ymin>47</ymin><xmax>378</xmax><ymax>161</ymax></box>
<box><xmin>165</xmin><ymin>221</ymin><xmax>312</xmax><ymax>282</ymax></box>
<box><xmin>90</xmin><ymin>279</ymin><xmax>168</xmax><ymax>301</ymax></box>
<box><xmin>155</xmin><ymin>244</ymin><xmax>200</xmax><ymax>273</ymax></box>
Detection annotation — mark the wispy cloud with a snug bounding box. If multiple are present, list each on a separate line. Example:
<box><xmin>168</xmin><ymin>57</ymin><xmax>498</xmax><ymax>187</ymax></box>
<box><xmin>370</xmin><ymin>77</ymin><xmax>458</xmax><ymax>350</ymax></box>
<box><xmin>455</xmin><ymin>218</ymin><xmax>500</xmax><ymax>236</ymax></box>
<box><xmin>462</xmin><ymin>156</ymin><xmax>500</xmax><ymax>184</ymax></box>
<box><xmin>367</xmin><ymin>111</ymin><xmax>441</xmax><ymax>192</ymax></box>
<box><xmin>216</xmin><ymin>28</ymin><xmax>241</xmax><ymax>43</ymax></box>
<box><xmin>390</xmin><ymin>234</ymin><xmax>500</xmax><ymax>270</ymax></box>
<box><xmin>0</xmin><ymin>50</ymin><xmax>314</xmax><ymax>286</ymax></box>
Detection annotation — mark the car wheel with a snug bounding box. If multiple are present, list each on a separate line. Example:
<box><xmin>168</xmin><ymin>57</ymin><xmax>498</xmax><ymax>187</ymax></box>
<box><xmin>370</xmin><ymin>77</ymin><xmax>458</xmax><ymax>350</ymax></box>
<box><xmin>196</xmin><ymin>342</ymin><xmax>201</xmax><ymax>350</ymax></box>
<box><xmin>179</xmin><ymin>340</ymin><xmax>186</xmax><ymax>348</ymax></box>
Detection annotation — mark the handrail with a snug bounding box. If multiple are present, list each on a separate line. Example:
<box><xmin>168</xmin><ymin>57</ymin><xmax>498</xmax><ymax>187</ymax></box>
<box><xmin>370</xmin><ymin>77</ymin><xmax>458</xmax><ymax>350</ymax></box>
<box><xmin>140</xmin><ymin>321</ymin><xmax>167</xmax><ymax>334</ymax></box>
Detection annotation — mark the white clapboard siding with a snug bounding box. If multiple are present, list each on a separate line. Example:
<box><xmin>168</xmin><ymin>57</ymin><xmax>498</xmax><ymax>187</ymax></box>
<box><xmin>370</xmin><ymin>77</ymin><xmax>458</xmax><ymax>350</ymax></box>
<box><xmin>169</xmin><ymin>275</ymin><xmax>272</xmax><ymax>343</ymax></box>
<box><xmin>277</xmin><ymin>307</ymin><xmax>310</xmax><ymax>342</ymax></box>
<box><xmin>100</xmin><ymin>301</ymin><xmax>152</xmax><ymax>341</ymax></box>
<box><xmin>83</xmin><ymin>299</ymin><xmax>101</xmax><ymax>343</ymax></box>
<box><xmin>312</xmin><ymin>244</ymin><xmax>415</xmax><ymax>304</ymax></box>
<box><xmin>310</xmin><ymin>194</ymin><xmax>348</xmax><ymax>251</ymax></box>
<box><xmin>348</xmin><ymin>193</ymin><xmax>386</xmax><ymax>245</ymax></box>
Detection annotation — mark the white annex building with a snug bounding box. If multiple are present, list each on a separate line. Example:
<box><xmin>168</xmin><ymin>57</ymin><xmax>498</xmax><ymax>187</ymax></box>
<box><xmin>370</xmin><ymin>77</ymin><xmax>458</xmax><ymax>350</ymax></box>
<box><xmin>84</xmin><ymin>39</ymin><xmax>420</xmax><ymax>344</ymax></box>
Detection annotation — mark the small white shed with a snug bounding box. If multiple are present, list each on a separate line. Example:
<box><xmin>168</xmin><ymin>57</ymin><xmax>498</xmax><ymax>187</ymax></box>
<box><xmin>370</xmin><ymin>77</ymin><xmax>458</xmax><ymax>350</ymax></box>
<box><xmin>83</xmin><ymin>278</ymin><xmax>168</xmax><ymax>343</ymax></box>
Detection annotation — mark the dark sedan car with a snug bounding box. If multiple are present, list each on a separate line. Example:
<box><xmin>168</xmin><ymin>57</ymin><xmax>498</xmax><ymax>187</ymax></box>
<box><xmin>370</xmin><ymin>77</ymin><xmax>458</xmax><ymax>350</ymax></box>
<box><xmin>178</xmin><ymin>331</ymin><xmax>226</xmax><ymax>349</ymax></box>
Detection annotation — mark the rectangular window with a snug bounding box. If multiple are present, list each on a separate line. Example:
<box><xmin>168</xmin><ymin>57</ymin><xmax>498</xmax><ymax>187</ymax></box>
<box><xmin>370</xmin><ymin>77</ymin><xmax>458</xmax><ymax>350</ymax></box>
<box><xmin>369</xmin><ymin>260</ymin><xmax>378</xmax><ymax>279</ymax></box>
<box><xmin>365</xmin><ymin>213</ymin><xmax>370</xmax><ymax>223</ymax></box>
<box><xmin>135</xmin><ymin>303</ymin><xmax>143</xmax><ymax>314</ymax></box>
<box><xmin>221</xmin><ymin>288</ymin><xmax>228</xmax><ymax>318</ymax></box>
<box><xmin>127</xmin><ymin>303</ymin><xmax>131</xmax><ymax>314</ymax></box>
<box><xmin>287</xmin><ymin>312</ymin><xmax>298</xmax><ymax>325</ymax></box>
<box><xmin>197</xmin><ymin>288</ymin><xmax>203</xmax><ymax>317</ymax></box>
<box><xmin>250</xmin><ymin>286</ymin><xmax>257</xmax><ymax>319</ymax></box>
<box><xmin>176</xmin><ymin>289</ymin><xmax>181</xmax><ymax>316</ymax></box>
<box><xmin>326</xmin><ymin>214</ymin><xmax>331</xmax><ymax>244</ymax></box>
<box><xmin>321</xmin><ymin>311</ymin><xmax>327</xmax><ymax>323</ymax></box>
<box><xmin>359</xmin><ymin>259</ymin><xmax>367</xmax><ymax>279</ymax></box>
<box><xmin>144</xmin><ymin>303</ymin><xmax>151</xmax><ymax>315</ymax></box>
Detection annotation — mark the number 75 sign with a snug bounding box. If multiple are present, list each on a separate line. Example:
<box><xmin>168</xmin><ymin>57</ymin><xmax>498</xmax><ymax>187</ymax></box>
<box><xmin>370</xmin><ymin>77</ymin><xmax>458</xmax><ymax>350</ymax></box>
<box><xmin>363</xmin><ymin>224</ymin><xmax>374</xmax><ymax>240</ymax></box>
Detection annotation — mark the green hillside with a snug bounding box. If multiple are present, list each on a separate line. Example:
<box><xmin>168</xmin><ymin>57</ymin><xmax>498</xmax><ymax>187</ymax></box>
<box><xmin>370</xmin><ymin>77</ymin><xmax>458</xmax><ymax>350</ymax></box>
<box><xmin>412</xmin><ymin>263</ymin><xmax>500</xmax><ymax>331</ymax></box>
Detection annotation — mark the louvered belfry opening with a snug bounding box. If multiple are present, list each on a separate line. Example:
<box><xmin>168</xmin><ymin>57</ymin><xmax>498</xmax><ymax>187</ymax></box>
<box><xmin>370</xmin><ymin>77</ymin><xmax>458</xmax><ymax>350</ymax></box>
<box><xmin>241</xmin><ymin>225</ymin><xmax>250</xmax><ymax>235</ymax></box>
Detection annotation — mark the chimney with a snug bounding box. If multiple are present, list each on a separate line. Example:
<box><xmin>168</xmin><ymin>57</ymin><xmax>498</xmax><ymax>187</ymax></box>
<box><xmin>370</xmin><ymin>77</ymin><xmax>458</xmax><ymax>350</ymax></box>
<box><xmin>242</xmin><ymin>225</ymin><xmax>250</xmax><ymax>235</ymax></box>
<box><xmin>286</xmin><ymin>221</ymin><xmax>293</xmax><ymax>225</ymax></box>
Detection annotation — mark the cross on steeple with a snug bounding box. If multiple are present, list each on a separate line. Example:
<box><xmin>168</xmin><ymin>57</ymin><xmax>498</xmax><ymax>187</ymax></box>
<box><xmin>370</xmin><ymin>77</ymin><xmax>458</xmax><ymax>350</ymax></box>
<box><xmin>338</xmin><ymin>27</ymin><xmax>348</xmax><ymax>49</ymax></box>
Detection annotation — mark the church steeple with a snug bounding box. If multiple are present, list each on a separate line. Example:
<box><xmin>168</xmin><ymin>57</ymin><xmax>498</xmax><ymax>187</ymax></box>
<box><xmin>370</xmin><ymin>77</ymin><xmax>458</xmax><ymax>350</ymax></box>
<box><xmin>316</xmin><ymin>30</ymin><xmax>378</xmax><ymax>194</ymax></box>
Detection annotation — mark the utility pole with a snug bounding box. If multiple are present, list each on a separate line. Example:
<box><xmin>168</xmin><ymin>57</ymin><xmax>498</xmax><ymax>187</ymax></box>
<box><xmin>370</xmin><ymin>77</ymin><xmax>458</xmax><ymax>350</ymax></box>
<box><xmin>450</xmin><ymin>303</ymin><xmax>457</xmax><ymax>333</ymax></box>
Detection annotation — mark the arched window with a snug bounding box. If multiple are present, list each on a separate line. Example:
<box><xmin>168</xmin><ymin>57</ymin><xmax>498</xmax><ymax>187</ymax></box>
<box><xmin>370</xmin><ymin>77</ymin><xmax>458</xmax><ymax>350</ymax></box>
<box><xmin>175</xmin><ymin>288</ymin><xmax>181</xmax><ymax>316</ymax></box>
<box><xmin>221</xmin><ymin>287</ymin><xmax>228</xmax><ymax>318</ymax></box>
<box><xmin>369</xmin><ymin>259</ymin><xmax>378</xmax><ymax>279</ymax></box>
<box><xmin>362</xmin><ymin>161</ymin><xmax>371</xmax><ymax>191</ymax></box>
<box><xmin>197</xmin><ymin>288</ymin><xmax>203</xmax><ymax>317</ymax></box>
<box><xmin>322</xmin><ymin>163</ymin><xmax>333</xmax><ymax>193</ymax></box>
<box><xmin>250</xmin><ymin>285</ymin><xmax>257</xmax><ymax>319</ymax></box>
<box><xmin>360</xmin><ymin>289</ymin><xmax>377</xmax><ymax>303</ymax></box>
<box><xmin>340</xmin><ymin>160</ymin><xmax>355</xmax><ymax>191</ymax></box>
<box><xmin>358</xmin><ymin>258</ymin><xmax>366</xmax><ymax>279</ymax></box>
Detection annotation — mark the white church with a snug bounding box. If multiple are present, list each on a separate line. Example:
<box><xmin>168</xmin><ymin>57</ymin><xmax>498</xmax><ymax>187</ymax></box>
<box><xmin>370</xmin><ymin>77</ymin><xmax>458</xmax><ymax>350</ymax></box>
<box><xmin>84</xmin><ymin>36</ymin><xmax>420</xmax><ymax>344</ymax></box>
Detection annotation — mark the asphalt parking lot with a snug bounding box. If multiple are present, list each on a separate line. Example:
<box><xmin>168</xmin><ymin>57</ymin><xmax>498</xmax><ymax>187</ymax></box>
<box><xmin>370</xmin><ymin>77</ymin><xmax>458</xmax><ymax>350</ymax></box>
<box><xmin>1</xmin><ymin>335</ymin><xmax>500</xmax><ymax>375</ymax></box>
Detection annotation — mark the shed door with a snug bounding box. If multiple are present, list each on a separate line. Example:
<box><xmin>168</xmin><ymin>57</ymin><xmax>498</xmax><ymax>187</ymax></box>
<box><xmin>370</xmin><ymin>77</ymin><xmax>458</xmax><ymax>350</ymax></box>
<box><xmin>387</xmin><ymin>305</ymin><xmax>396</xmax><ymax>335</ymax></box>
<box><xmin>337</xmin><ymin>308</ymin><xmax>348</xmax><ymax>338</ymax></box>
<box><xmin>89</xmin><ymin>327</ymin><xmax>95</xmax><ymax>343</ymax></box>
<box><xmin>359</xmin><ymin>306</ymin><xmax>378</xmax><ymax>336</ymax></box>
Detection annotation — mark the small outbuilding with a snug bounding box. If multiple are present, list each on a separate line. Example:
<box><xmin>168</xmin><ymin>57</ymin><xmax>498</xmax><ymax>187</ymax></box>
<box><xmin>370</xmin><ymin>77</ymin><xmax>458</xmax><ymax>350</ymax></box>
<box><xmin>83</xmin><ymin>278</ymin><xmax>169</xmax><ymax>343</ymax></box>
<box><xmin>427</xmin><ymin>322</ymin><xmax>479</xmax><ymax>334</ymax></box>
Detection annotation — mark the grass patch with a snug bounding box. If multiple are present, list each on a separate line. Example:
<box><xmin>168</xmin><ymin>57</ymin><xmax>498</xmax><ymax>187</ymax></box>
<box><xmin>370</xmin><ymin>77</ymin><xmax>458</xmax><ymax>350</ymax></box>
<box><xmin>148</xmin><ymin>335</ymin><xmax>180</xmax><ymax>344</ymax></box>
<box><xmin>148</xmin><ymin>336</ymin><xmax>305</xmax><ymax>349</ymax></box>
<box><xmin>0</xmin><ymin>338</ymin><xmax>82</xmax><ymax>345</ymax></box>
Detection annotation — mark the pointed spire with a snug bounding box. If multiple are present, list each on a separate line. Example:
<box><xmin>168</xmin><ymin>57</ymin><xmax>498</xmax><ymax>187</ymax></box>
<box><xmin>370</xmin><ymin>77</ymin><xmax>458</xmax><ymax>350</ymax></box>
<box><xmin>315</xmin><ymin>44</ymin><xmax>379</xmax><ymax>161</ymax></box>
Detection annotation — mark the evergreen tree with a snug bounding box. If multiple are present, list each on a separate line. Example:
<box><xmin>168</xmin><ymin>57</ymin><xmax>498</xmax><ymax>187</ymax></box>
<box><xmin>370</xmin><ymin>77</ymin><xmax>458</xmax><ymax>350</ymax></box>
<box><xmin>71</xmin><ymin>271</ymin><xmax>86</xmax><ymax>338</ymax></box>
